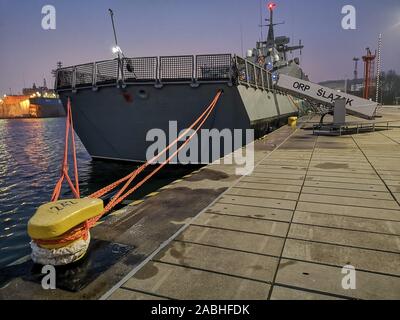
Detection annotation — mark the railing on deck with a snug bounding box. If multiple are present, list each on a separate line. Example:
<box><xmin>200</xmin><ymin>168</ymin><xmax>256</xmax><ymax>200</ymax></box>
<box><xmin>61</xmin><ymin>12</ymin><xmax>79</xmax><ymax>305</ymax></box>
<box><xmin>124</xmin><ymin>57</ymin><xmax>158</xmax><ymax>83</ymax></box>
<box><xmin>55</xmin><ymin>54</ymin><xmax>274</xmax><ymax>91</ymax></box>
<box><xmin>234</xmin><ymin>56</ymin><xmax>272</xmax><ymax>90</ymax></box>
<box><xmin>159</xmin><ymin>55</ymin><xmax>194</xmax><ymax>82</ymax></box>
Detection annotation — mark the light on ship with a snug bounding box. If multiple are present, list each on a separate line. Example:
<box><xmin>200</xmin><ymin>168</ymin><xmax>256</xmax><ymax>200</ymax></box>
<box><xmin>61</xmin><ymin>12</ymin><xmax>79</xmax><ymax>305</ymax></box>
<box><xmin>112</xmin><ymin>46</ymin><xmax>121</xmax><ymax>54</ymax></box>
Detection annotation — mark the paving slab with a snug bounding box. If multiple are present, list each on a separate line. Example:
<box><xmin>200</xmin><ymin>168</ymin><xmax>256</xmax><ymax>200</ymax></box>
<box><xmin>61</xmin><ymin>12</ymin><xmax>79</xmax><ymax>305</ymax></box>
<box><xmin>270</xmin><ymin>285</ymin><xmax>342</xmax><ymax>300</ymax></box>
<box><xmin>242</xmin><ymin>176</ymin><xmax>304</xmax><ymax>186</ymax></box>
<box><xmin>305</xmin><ymin>175</ymin><xmax>383</xmax><ymax>185</ymax></box>
<box><xmin>307</xmin><ymin>171</ymin><xmax>379</xmax><ymax>179</ymax></box>
<box><xmin>282</xmin><ymin>239</ymin><xmax>400</xmax><ymax>276</ymax></box>
<box><xmin>109</xmin><ymin>288</ymin><xmax>166</xmax><ymax>300</ymax></box>
<box><xmin>193</xmin><ymin>212</ymin><xmax>289</xmax><ymax>237</ymax></box>
<box><xmin>250</xmin><ymin>171</ymin><xmax>306</xmax><ymax>180</ymax></box>
<box><xmin>208</xmin><ymin>203</ymin><xmax>293</xmax><ymax>222</ymax></box>
<box><xmin>309</xmin><ymin>163</ymin><xmax>374</xmax><ymax>171</ymax></box>
<box><xmin>292</xmin><ymin>211</ymin><xmax>400</xmax><ymax>235</ymax></box>
<box><xmin>235</xmin><ymin>181</ymin><xmax>302</xmax><ymax>193</ymax></box>
<box><xmin>299</xmin><ymin>193</ymin><xmax>399</xmax><ymax>210</ymax></box>
<box><xmin>176</xmin><ymin>225</ymin><xmax>284</xmax><ymax>256</ymax></box>
<box><xmin>154</xmin><ymin>242</ymin><xmax>279</xmax><ymax>282</ymax></box>
<box><xmin>288</xmin><ymin>223</ymin><xmax>400</xmax><ymax>253</ymax></box>
<box><xmin>219</xmin><ymin>195</ymin><xmax>297</xmax><ymax>211</ymax></box>
<box><xmin>380</xmin><ymin>173</ymin><xmax>400</xmax><ymax>179</ymax></box>
<box><xmin>122</xmin><ymin>262</ymin><xmax>270</xmax><ymax>300</ymax></box>
<box><xmin>296</xmin><ymin>201</ymin><xmax>400</xmax><ymax>221</ymax></box>
<box><xmin>309</xmin><ymin>167</ymin><xmax>377</xmax><ymax>174</ymax></box>
<box><xmin>275</xmin><ymin>259</ymin><xmax>400</xmax><ymax>300</ymax></box>
<box><xmin>389</xmin><ymin>185</ymin><xmax>400</xmax><ymax>193</ymax></box>
<box><xmin>304</xmin><ymin>180</ymin><xmax>388</xmax><ymax>192</ymax></box>
<box><xmin>301</xmin><ymin>186</ymin><xmax>393</xmax><ymax>200</ymax></box>
<box><xmin>226</xmin><ymin>187</ymin><xmax>299</xmax><ymax>200</ymax></box>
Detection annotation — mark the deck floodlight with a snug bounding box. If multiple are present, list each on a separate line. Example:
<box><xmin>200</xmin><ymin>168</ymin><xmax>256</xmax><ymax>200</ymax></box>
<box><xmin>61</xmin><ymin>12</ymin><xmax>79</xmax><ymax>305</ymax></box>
<box><xmin>112</xmin><ymin>46</ymin><xmax>122</xmax><ymax>54</ymax></box>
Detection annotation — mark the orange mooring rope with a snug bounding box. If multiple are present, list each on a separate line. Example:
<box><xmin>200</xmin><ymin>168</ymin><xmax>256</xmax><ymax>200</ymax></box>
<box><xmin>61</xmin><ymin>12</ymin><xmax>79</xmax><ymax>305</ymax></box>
<box><xmin>51</xmin><ymin>98</ymin><xmax>80</xmax><ymax>202</ymax></box>
<box><xmin>33</xmin><ymin>90</ymin><xmax>223</xmax><ymax>245</ymax></box>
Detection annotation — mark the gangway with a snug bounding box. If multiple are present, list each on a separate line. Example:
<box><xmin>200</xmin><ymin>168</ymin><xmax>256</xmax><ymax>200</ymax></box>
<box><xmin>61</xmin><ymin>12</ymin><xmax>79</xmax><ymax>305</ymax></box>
<box><xmin>275</xmin><ymin>73</ymin><xmax>378</xmax><ymax>120</ymax></box>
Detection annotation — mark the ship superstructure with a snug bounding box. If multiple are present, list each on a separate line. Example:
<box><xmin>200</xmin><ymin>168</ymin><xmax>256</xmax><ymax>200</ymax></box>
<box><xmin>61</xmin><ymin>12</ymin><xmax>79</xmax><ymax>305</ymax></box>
<box><xmin>54</xmin><ymin>4</ymin><xmax>308</xmax><ymax>163</ymax></box>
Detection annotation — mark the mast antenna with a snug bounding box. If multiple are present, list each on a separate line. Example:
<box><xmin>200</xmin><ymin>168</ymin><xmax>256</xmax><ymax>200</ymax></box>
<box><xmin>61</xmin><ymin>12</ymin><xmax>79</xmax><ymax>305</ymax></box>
<box><xmin>109</xmin><ymin>9</ymin><xmax>119</xmax><ymax>56</ymax></box>
<box><xmin>240</xmin><ymin>23</ymin><xmax>244</xmax><ymax>57</ymax></box>
<box><xmin>259</xmin><ymin>0</ymin><xmax>263</xmax><ymax>41</ymax></box>
<box><xmin>108</xmin><ymin>9</ymin><xmax>135</xmax><ymax>77</ymax></box>
<box><xmin>264</xmin><ymin>3</ymin><xmax>284</xmax><ymax>43</ymax></box>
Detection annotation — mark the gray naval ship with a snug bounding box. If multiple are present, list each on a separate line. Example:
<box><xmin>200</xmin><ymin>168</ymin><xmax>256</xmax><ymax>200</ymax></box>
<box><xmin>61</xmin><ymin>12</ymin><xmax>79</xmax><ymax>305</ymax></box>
<box><xmin>54</xmin><ymin>4</ymin><xmax>308</xmax><ymax>163</ymax></box>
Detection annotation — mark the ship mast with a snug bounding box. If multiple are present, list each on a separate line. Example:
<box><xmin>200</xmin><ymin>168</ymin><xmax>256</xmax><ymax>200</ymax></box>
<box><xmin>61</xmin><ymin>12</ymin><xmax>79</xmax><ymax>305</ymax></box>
<box><xmin>109</xmin><ymin>9</ymin><xmax>120</xmax><ymax>59</ymax></box>
<box><xmin>266</xmin><ymin>2</ymin><xmax>276</xmax><ymax>43</ymax></box>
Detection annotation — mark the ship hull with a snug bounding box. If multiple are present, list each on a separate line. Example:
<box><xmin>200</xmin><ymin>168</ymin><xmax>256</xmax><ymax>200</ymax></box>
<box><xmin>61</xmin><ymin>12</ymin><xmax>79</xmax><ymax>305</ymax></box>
<box><xmin>29</xmin><ymin>97</ymin><xmax>66</xmax><ymax>118</ymax></box>
<box><xmin>58</xmin><ymin>83</ymin><xmax>297</xmax><ymax>163</ymax></box>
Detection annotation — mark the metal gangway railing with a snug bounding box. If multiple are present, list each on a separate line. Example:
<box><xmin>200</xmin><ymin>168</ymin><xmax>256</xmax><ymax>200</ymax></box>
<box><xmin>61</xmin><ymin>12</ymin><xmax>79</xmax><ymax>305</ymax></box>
<box><xmin>55</xmin><ymin>54</ymin><xmax>275</xmax><ymax>93</ymax></box>
<box><xmin>275</xmin><ymin>73</ymin><xmax>378</xmax><ymax>119</ymax></box>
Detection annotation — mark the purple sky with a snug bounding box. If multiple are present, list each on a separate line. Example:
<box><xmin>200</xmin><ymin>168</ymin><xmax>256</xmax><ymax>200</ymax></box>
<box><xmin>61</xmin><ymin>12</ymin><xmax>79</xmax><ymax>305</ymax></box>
<box><xmin>0</xmin><ymin>0</ymin><xmax>399</xmax><ymax>96</ymax></box>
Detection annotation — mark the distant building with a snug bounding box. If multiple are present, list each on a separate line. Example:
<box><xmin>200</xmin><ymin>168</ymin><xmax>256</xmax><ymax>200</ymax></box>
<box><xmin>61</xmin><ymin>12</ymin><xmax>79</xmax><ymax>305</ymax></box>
<box><xmin>22</xmin><ymin>82</ymin><xmax>58</xmax><ymax>99</ymax></box>
<box><xmin>0</xmin><ymin>95</ymin><xmax>31</xmax><ymax>118</ymax></box>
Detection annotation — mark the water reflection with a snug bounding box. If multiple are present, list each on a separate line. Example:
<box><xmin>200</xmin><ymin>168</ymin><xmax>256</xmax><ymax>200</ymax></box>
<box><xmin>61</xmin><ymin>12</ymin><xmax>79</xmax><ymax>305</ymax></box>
<box><xmin>0</xmin><ymin>118</ymin><xmax>198</xmax><ymax>269</ymax></box>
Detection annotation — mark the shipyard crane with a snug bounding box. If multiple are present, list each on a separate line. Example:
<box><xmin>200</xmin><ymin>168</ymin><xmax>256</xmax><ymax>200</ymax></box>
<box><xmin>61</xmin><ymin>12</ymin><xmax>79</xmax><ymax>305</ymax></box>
<box><xmin>362</xmin><ymin>48</ymin><xmax>376</xmax><ymax>100</ymax></box>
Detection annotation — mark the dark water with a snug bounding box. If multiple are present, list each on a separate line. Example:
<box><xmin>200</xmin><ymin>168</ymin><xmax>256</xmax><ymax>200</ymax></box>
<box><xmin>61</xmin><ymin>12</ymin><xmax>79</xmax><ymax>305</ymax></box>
<box><xmin>0</xmin><ymin>118</ymin><xmax>196</xmax><ymax>269</ymax></box>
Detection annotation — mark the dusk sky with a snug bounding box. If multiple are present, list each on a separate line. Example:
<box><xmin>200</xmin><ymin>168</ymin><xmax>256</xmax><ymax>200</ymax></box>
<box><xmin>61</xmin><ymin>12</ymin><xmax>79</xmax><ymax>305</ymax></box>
<box><xmin>0</xmin><ymin>0</ymin><xmax>399</xmax><ymax>96</ymax></box>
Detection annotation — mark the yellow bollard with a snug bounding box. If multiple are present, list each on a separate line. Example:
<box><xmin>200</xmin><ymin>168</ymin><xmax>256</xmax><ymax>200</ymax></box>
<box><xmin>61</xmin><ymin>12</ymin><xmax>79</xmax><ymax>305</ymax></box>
<box><xmin>288</xmin><ymin>116</ymin><xmax>298</xmax><ymax>128</ymax></box>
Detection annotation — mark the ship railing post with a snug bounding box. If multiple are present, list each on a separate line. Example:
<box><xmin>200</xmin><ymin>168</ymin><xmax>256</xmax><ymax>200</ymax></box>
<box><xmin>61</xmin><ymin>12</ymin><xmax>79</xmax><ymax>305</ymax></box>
<box><xmin>253</xmin><ymin>64</ymin><xmax>258</xmax><ymax>89</ymax></box>
<box><xmin>155</xmin><ymin>56</ymin><xmax>163</xmax><ymax>88</ymax></box>
<box><xmin>157</xmin><ymin>57</ymin><xmax>160</xmax><ymax>82</ymax></box>
<box><xmin>228</xmin><ymin>54</ymin><xmax>233</xmax><ymax>87</ymax></box>
<box><xmin>260</xmin><ymin>67</ymin><xmax>264</xmax><ymax>90</ymax></box>
<box><xmin>245</xmin><ymin>60</ymin><xmax>249</xmax><ymax>87</ymax></box>
<box><xmin>192</xmin><ymin>55</ymin><xmax>197</xmax><ymax>86</ymax></box>
<box><xmin>92</xmin><ymin>62</ymin><xmax>98</xmax><ymax>91</ymax></box>
<box><xmin>119</xmin><ymin>58</ymin><xmax>122</xmax><ymax>83</ymax></box>
<box><xmin>72</xmin><ymin>66</ymin><xmax>77</xmax><ymax>93</ymax></box>
<box><xmin>193</xmin><ymin>55</ymin><xmax>195</xmax><ymax>82</ymax></box>
<box><xmin>92</xmin><ymin>62</ymin><xmax>96</xmax><ymax>87</ymax></box>
<box><xmin>234</xmin><ymin>55</ymin><xmax>240</xmax><ymax>85</ymax></box>
<box><xmin>120</xmin><ymin>58</ymin><xmax>126</xmax><ymax>88</ymax></box>
<box><xmin>116</xmin><ymin>58</ymin><xmax>124</xmax><ymax>88</ymax></box>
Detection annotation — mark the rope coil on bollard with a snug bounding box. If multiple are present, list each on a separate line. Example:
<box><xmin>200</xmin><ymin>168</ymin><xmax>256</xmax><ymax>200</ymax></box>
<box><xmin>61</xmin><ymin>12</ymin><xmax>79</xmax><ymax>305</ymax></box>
<box><xmin>29</xmin><ymin>90</ymin><xmax>223</xmax><ymax>255</ymax></box>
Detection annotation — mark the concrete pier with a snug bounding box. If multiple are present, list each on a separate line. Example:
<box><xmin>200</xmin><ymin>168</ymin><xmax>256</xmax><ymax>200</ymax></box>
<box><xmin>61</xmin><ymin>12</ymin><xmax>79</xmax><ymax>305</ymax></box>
<box><xmin>103</xmin><ymin>107</ymin><xmax>400</xmax><ymax>300</ymax></box>
<box><xmin>1</xmin><ymin>107</ymin><xmax>400</xmax><ymax>300</ymax></box>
